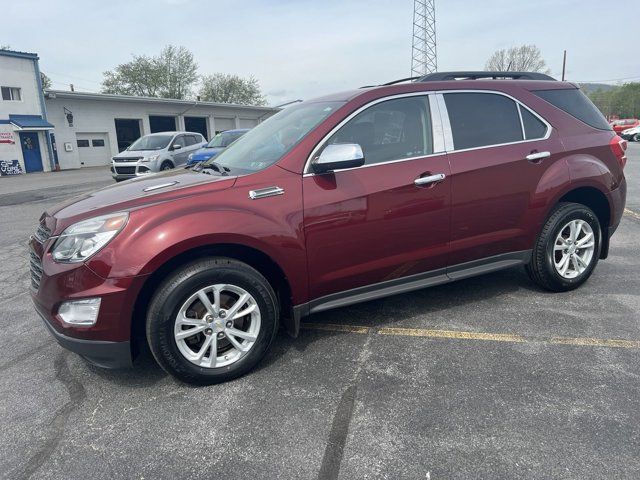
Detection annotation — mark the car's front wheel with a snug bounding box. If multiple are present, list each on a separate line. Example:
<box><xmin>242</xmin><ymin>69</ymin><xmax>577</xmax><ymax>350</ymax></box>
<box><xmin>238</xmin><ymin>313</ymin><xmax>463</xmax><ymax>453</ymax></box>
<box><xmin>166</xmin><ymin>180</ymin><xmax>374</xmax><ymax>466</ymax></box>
<box><xmin>146</xmin><ymin>257</ymin><xmax>279</xmax><ymax>385</ymax></box>
<box><xmin>526</xmin><ymin>202</ymin><xmax>601</xmax><ymax>292</ymax></box>
<box><xmin>160</xmin><ymin>161</ymin><xmax>173</xmax><ymax>171</ymax></box>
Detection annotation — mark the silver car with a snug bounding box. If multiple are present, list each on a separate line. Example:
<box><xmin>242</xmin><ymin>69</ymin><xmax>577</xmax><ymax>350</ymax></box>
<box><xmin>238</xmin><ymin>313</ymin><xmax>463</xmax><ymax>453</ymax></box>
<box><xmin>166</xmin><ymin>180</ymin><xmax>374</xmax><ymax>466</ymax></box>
<box><xmin>111</xmin><ymin>131</ymin><xmax>207</xmax><ymax>181</ymax></box>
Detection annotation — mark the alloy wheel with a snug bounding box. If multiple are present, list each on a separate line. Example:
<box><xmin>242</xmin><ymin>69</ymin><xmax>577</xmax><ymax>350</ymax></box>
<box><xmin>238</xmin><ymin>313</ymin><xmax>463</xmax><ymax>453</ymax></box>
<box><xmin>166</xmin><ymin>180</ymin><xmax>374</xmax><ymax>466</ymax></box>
<box><xmin>553</xmin><ymin>219</ymin><xmax>595</xmax><ymax>279</ymax></box>
<box><xmin>174</xmin><ymin>284</ymin><xmax>261</xmax><ymax>368</ymax></box>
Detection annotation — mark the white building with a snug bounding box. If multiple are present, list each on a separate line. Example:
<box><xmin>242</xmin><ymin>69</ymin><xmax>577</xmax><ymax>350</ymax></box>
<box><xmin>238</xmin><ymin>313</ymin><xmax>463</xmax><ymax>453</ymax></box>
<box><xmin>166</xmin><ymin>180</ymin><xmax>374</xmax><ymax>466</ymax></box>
<box><xmin>45</xmin><ymin>91</ymin><xmax>278</xmax><ymax>170</ymax></box>
<box><xmin>0</xmin><ymin>49</ymin><xmax>55</xmax><ymax>175</ymax></box>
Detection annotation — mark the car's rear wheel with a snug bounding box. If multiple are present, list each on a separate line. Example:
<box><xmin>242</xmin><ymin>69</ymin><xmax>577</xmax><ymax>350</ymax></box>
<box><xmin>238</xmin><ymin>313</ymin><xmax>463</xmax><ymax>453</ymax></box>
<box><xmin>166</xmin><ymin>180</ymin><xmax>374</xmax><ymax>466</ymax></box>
<box><xmin>160</xmin><ymin>161</ymin><xmax>173</xmax><ymax>171</ymax></box>
<box><xmin>633</xmin><ymin>133</ymin><xmax>640</xmax><ymax>142</ymax></box>
<box><xmin>146</xmin><ymin>257</ymin><xmax>278</xmax><ymax>385</ymax></box>
<box><xmin>526</xmin><ymin>202</ymin><xmax>601</xmax><ymax>292</ymax></box>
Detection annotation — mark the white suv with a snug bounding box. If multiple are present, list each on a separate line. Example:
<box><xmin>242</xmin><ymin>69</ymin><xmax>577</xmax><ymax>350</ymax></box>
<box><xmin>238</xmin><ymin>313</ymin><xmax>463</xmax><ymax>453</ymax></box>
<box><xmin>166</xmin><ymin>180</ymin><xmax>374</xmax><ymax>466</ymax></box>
<box><xmin>111</xmin><ymin>131</ymin><xmax>206</xmax><ymax>181</ymax></box>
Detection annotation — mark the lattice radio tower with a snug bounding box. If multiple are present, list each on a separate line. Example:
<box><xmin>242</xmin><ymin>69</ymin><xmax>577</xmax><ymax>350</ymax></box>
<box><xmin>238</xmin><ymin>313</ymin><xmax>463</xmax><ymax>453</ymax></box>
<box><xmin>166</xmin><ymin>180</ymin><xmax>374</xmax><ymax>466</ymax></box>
<box><xmin>411</xmin><ymin>0</ymin><xmax>437</xmax><ymax>76</ymax></box>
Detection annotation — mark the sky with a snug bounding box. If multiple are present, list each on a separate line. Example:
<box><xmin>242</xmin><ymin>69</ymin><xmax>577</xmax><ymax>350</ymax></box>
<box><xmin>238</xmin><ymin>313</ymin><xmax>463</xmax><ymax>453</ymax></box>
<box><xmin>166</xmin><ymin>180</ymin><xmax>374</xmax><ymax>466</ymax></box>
<box><xmin>2</xmin><ymin>0</ymin><xmax>638</xmax><ymax>106</ymax></box>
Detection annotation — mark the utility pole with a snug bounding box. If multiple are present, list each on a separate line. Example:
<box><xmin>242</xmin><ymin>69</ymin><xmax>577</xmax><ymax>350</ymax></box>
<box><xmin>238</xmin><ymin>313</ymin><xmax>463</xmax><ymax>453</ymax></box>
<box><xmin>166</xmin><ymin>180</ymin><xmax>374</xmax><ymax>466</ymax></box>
<box><xmin>561</xmin><ymin>50</ymin><xmax>567</xmax><ymax>81</ymax></box>
<box><xmin>411</xmin><ymin>0</ymin><xmax>437</xmax><ymax>76</ymax></box>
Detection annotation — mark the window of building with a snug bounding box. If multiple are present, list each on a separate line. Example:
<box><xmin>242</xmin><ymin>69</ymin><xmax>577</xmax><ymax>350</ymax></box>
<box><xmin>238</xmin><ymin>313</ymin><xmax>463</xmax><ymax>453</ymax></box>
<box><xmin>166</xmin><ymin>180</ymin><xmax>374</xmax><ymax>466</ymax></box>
<box><xmin>444</xmin><ymin>92</ymin><xmax>523</xmax><ymax>150</ymax></box>
<box><xmin>92</xmin><ymin>139</ymin><xmax>105</xmax><ymax>147</ymax></box>
<box><xmin>520</xmin><ymin>106</ymin><xmax>548</xmax><ymax>140</ymax></box>
<box><xmin>1</xmin><ymin>87</ymin><xmax>22</xmax><ymax>101</ymax></box>
<box><xmin>324</xmin><ymin>96</ymin><xmax>433</xmax><ymax>166</ymax></box>
<box><xmin>77</xmin><ymin>139</ymin><xmax>90</xmax><ymax>147</ymax></box>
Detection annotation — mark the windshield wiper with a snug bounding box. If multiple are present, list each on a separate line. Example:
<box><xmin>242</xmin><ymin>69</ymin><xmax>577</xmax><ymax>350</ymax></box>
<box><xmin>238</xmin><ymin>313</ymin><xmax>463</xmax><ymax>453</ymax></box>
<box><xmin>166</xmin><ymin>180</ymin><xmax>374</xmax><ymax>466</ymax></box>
<box><xmin>195</xmin><ymin>161</ymin><xmax>230</xmax><ymax>176</ymax></box>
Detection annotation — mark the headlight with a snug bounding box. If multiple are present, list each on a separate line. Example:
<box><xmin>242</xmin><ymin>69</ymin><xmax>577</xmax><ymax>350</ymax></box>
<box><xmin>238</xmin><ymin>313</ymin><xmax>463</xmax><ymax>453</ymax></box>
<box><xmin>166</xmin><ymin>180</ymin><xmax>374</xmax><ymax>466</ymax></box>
<box><xmin>142</xmin><ymin>154</ymin><xmax>159</xmax><ymax>162</ymax></box>
<box><xmin>51</xmin><ymin>212</ymin><xmax>128</xmax><ymax>263</ymax></box>
<box><xmin>188</xmin><ymin>153</ymin><xmax>194</xmax><ymax>160</ymax></box>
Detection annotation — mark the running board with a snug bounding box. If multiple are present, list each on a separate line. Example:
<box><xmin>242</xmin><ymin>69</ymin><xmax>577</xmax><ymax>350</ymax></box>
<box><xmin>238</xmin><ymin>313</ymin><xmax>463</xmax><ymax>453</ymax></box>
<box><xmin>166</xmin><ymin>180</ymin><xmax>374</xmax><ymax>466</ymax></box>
<box><xmin>293</xmin><ymin>250</ymin><xmax>531</xmax><ymax>322</ymax></box>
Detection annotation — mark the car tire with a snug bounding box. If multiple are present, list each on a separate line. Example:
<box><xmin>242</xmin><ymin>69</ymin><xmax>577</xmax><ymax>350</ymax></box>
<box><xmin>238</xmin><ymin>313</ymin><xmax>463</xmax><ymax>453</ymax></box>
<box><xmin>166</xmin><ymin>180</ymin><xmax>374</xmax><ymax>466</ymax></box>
<box><xmin>633</xmin><ymin>133</ymin><xmax>640</xmax><ymax>142</ymax></box>
<box><xmin>526</xmin><ymin>202</ymin><xmax>601</xmax><ymax>292</ymax></box>
<box><xmin>160</xmin><ymin>161</ymin><xmax>173</xmax><ymax>171</ymax></box>
<box><xmin>146</xmin><ymin>257</ymin><xmax>279</xmax><ymax>385</ymax></box>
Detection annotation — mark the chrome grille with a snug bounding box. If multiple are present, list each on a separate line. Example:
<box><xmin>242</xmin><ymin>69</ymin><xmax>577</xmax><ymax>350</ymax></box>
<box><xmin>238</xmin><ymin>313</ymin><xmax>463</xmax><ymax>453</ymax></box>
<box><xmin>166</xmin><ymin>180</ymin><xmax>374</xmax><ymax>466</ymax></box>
<box><xmin>29</xmin><ymin>248</ymin><xmax>43</xmax><ymax>290</ymax></box>
<box><xmin>34</xmin><ymin>223</ymin><xmax>51</xmax><ymax>243</ymax></box>
<box><xmin>113</xmin><ymin>156</ymin><xmax>142</xmax><ymax>163</ymax></box>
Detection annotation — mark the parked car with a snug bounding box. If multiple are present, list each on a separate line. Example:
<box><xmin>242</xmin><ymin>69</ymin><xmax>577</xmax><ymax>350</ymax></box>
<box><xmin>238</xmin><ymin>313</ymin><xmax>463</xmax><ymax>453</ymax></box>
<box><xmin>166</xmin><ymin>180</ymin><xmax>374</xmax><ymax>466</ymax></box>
<box><xmin>186</xmin><ymin>129</ymin><xmax>249</xmax><ymax>167</ymax></box>
<box><xmin>620</xmin><ymin>125</ymin><xmax>640</xmax><ymax>142</ymax></box>
<box><xmin>110</xmin><ymin>131</ymin><xmax>206</xmax><ymax>181</ymax></box>
<box><xmin>611</xmin><ymin>118</ymin><xmax>639</xmax><ymax>135</ymax></box>
<box><xmin>30</xmin><ymin>71</ymin><xmax>627</xmax><ymax>385</ymax></box>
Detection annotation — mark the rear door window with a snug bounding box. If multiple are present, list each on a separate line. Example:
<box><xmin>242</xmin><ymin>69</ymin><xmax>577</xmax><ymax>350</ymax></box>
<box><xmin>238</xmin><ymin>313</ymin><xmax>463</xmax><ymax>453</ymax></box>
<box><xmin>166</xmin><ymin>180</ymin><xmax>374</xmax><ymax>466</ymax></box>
<box><xmin>444</xmin><ymin>92</ymin><xmax>523</xmax><ymax>150</ymax></box>
<box><xmin>533</xmin><ymin>88</ymin><xmax>610</xmax><ymax>130</ymax></box>
<box><xmin>325</xmin><ymin>96</ymin><xmax>433</xmax><ymax>166</ymax></box>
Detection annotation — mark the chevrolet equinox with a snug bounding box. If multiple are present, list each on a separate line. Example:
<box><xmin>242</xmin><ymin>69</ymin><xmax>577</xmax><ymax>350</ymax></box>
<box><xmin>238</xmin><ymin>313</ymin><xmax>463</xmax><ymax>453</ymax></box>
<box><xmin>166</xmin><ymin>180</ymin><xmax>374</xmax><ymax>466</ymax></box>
<box><xmin>30</xmin><ymin>71</ymin><xmax>628</xmax><ymax>384</ymax></box>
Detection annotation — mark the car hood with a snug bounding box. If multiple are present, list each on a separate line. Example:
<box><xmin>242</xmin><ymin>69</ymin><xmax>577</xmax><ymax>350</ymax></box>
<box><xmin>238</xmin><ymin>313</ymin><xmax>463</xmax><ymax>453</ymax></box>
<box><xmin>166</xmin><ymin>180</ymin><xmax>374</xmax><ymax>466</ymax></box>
<box><xmin>113</xmin><ymin>149</ymin><xmax>161</xmax><ymax>160</ymax></box>
<box><xmin>47</xmin><ymin>169</ymin><xmax>237</xmax><ymax>230</ymax></box>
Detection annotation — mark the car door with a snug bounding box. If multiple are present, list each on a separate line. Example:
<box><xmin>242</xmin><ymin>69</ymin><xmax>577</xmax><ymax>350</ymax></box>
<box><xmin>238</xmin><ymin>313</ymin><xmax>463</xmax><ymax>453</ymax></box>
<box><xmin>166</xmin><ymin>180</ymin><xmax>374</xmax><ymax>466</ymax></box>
<box><xmin>170</xmin><ymin>134</ymin><xmax>188</xmax><ymax>165</ymax></box>
<box><xmin>303</xmin><ymin>94</ymin><xmax>452</xmax><ymax>301</ymax></box>
<box><xmin>439</xmin><ymin>91</ymin><xmax>564</xmax><ymax>267</ymax></box>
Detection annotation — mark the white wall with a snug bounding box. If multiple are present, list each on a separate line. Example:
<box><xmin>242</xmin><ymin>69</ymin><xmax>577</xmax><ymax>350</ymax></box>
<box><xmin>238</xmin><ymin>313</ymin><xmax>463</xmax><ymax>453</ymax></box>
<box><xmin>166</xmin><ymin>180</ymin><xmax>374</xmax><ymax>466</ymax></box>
<box><xmin>0</xmin><ymin>54</ymin><xmax>52</xmax><ymax>173</ymax></box>
<box><xmin>0</xmin><ymin>55</ymin><xmax>41</xmax><ymax>118</ymax></box>
<box><xmin>46</xmin><ymin>95</ymin><xmax>275</xmax><ymax>170</ymax></box>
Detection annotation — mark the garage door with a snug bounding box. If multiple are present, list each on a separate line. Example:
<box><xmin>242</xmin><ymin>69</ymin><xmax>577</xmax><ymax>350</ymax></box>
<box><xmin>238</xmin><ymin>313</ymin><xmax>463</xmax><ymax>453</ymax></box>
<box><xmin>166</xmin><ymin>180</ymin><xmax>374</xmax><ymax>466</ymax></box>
<box><xmin>76</xmin><ymin>133</ymin><xmax>112</xmax><ymax>167</ymax></box>
<box><xmin>239</xmin><ymin>118</ymin><xmax>258</xmax><ymax>129</ymax></box>
<box><xmin>214</xmin><ymin>118</ymin><xmax>235</xmax><ymax>134</ymax></box>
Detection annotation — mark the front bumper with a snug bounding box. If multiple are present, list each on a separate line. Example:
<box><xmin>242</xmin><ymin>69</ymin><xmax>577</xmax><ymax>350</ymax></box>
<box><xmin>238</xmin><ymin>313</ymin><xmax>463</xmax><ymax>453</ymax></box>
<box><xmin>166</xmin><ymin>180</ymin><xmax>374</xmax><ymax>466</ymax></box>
<box><xmin>35</xmin><ymin>306</ymin><xmax>132</xmax><ymax>368</ymax></box>
<box><xmin>29</xmin><ymin>232</ymin><xmax>147</xmax><ymax>368</ymax></box>
<box><xmin>111</xmin><ymin>162</ymin><xmax>154</xmax><ymax>180</ymax></box>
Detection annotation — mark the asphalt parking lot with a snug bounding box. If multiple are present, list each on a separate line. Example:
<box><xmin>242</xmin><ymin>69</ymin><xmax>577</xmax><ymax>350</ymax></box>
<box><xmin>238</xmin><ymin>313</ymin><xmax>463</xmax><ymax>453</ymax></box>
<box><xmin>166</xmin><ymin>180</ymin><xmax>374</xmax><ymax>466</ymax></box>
<box><xmin>1</xmin><ymin>146</ymin><xmax>639</xmax><ymax>480</ymax></box>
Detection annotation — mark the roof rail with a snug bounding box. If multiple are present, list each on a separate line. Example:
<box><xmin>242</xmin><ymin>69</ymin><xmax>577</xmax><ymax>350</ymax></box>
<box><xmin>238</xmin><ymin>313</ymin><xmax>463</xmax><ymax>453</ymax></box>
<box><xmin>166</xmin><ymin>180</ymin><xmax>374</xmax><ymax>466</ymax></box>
<box><xmin>418</xmin><ymin>71</ymin><xmax>556</xmax><ymax>82</ymax></box>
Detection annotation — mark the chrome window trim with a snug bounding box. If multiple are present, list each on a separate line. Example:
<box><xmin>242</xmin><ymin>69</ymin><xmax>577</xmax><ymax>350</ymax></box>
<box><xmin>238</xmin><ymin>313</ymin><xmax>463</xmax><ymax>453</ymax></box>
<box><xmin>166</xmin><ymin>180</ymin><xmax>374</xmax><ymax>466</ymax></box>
<box><xmin>437</xmin><ymin>89</ymin><xmax>552</xmax><ymax>153</ymax></box>
<box><xmin>517</xmin><ymin>104</ymin><xmax>526</xmax><ymax>139</ymax></box>
<box><xmin>429</xmin><ymin>94</ymin><xmax>446</xmax><ymax>154</ymax></box>
<box><xmin>303</xmin><ymin>91</ymin><xmax>438</xmax><ymax>175</ymax></box>
<box><xmin>302</xmin><ymin>88</ymin><xmax>553</xmax><ymax>176</ymax></box>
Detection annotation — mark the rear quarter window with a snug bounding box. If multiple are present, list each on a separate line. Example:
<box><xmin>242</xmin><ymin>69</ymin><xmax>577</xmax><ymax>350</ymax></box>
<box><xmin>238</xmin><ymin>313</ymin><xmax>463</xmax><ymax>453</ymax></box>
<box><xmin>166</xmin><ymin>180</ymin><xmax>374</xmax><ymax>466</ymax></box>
<box><xmin>533</xmin><ymin>88</ymin><xmax>611</xmax><ymax>130</ymax></box>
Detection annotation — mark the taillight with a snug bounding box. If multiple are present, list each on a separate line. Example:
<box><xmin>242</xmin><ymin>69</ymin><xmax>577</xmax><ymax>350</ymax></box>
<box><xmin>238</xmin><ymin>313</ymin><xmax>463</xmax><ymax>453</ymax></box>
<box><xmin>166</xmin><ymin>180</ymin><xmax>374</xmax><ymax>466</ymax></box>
<box><xmin>610</xmin><ymin>135</ymin><xmax>627</xmax><ymax>169</ymax></box>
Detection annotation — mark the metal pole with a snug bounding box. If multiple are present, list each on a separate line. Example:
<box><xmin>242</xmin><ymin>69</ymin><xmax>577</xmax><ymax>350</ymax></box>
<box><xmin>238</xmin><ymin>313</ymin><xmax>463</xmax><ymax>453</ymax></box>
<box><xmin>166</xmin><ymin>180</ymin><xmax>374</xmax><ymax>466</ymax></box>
<box><xmin>561</xmin><ymin>50</ymin><xmax>567</xmax><ymax>81</ymax></box>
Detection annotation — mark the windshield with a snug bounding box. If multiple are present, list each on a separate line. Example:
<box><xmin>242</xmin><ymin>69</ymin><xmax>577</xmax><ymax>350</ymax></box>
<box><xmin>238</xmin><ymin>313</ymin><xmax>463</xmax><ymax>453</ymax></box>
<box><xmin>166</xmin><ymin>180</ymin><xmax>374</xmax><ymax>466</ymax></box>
<box><xmin>128</xmin><ymin>134</ymin><xmax>173</xmax><ymax>151</ymax></box>
<box><xmin>207</xmin><ymin>131</ymin><xmax>245</xmax><ymax>148</ymax></box>
<box><xmin>203</xmin><ymin>101</ymin><xmax>343</xmax><ymax>173</ymax></box>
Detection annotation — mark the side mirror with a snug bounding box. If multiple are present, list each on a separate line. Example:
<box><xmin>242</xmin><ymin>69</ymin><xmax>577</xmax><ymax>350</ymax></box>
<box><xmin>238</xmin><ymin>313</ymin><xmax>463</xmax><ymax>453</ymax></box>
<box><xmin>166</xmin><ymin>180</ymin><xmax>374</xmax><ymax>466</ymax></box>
<box><xmin>312</xmin><ymin>143</ymin><xmax>364</xmax><ymax>174</ymax></box>
<box><xmin>172</xmin><ymin>144</ymin><xmax>182</xmax><ymax>150</ymax></box>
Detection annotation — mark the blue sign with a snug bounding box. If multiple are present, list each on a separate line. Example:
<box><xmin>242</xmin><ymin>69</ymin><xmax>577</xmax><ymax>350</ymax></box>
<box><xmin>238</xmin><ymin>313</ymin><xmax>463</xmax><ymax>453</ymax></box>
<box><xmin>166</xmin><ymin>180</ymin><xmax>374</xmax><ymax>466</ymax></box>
<box><xmin>0</xmin><ymin>159</ymin><xmax>23</xmax><ymax>176</ymax></box>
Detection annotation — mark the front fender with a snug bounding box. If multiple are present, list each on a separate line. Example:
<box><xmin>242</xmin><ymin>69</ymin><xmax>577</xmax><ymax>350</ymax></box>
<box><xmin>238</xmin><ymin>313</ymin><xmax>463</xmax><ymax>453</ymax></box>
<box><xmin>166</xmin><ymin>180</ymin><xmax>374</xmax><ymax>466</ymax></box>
<box><xmin>86</xmin><ymin>172</ymin><xmax>307</xmax><ymax>304</ymax></box>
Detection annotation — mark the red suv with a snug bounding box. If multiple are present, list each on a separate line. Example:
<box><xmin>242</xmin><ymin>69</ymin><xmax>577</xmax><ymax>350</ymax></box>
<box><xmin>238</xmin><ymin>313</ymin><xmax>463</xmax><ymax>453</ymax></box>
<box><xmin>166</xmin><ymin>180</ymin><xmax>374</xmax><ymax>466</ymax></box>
<box><xmin>30</xmin><ymin>71</ymin><xmax>627</xmax><ymax>384</ymax></box>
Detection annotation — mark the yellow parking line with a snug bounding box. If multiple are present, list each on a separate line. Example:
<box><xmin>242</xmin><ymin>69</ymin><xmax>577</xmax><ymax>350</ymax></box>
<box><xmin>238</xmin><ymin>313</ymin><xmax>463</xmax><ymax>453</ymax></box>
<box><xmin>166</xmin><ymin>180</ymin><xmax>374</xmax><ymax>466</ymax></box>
<box><xmin>302</xmin><ymin>323</ymin><xmax>640</xmax><ymax>349</ymax></box>
<box><xmin>625</xmin><ymin>208</ymin><xmax>640</xmax><ymax>220</ymax></box>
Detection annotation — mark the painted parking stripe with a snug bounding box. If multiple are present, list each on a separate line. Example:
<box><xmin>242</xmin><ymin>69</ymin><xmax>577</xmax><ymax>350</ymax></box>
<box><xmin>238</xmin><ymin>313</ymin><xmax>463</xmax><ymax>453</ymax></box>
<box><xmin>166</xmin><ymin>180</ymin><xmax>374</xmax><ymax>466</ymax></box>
<box><xmin>302</xmin><ymin>323</ymin><xmax>640</xmax><ymax>349</ymax></box>
<box><xmin>624</xmin><ymin>208</ymin><xmax>640</xmax><ymax>220</ymax></box>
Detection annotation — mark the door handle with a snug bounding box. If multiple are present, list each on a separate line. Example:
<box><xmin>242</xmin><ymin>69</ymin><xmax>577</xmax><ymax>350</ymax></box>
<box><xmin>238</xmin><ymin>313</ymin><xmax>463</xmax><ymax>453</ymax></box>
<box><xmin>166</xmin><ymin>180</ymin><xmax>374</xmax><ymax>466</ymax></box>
<box><xmin>414</xmin><ymin>173</ymin><xmax>446</xmax><ymax>186</ymax></box>
<box><xmin>525</xmin><ymin>151</ymin><xmax>551</xmax><ymax>162</ymax></box>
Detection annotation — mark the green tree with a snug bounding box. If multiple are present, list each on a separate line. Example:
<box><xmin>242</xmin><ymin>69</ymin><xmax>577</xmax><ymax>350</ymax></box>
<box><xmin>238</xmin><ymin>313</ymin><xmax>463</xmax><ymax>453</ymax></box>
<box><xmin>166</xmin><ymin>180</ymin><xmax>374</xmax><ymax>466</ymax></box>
<box><xmin>102</xmin><ymin>45</ymin><xmax>198</xmax><ymax>99</ymax></box>
<box><xmin>199</xmin><ymin>73</ymin><xmax>266</xmax><ymax>106</ymax></box>
<box><xmin>485</xmin><ymin>45</ymin><xmax>550</xmax><ymax>73</ymax></box>
<box><xmin>40</xmin><ymin>72</ymin><xmax>52</xmax><ymax>90</ymax></box>
<box><xmin>587</xmin><ymin>83</ymin><xmax>640</xmax><ymax>119</ymax></box>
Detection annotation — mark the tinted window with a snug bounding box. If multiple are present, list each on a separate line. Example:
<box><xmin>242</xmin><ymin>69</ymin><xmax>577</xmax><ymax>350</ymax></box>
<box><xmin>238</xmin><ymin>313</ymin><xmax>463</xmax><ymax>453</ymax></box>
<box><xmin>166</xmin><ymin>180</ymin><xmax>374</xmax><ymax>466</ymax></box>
<box><xmin>533</xmin><ymin>88</ymin><xmax>610</xmax><ymax>130</ymax></box>
<box><xmin>520</xmin><ymin>106</ymin><xmax>547</xmax><ymax>140</ymax></box>
<box><xmin>172</xmin><ymin>136</ymin><xmax>186</xmax><ymax>148</ymax></box>
<box><xmin>325</xmin><ymin>96</ymin><xmax>433</xmax><ymax>166</ymax></box>
<box><xmin>92</xmin><ymin>139</ymin><xmax>105</xmax><ymax>147</ymax></box>
<box><xmin>77</xmin><ymin>139</ymin><xmax>90</xmax><ymax>147</ymax></box>
<box><xmin>444</xmin><ymin>93</ymin><xmax>523</xmax><ymax>150</ymax></box>
<box><xmin>184</xmin><ymin>135</ymin><xmax>197</xmax><ymax>146</ymax></box>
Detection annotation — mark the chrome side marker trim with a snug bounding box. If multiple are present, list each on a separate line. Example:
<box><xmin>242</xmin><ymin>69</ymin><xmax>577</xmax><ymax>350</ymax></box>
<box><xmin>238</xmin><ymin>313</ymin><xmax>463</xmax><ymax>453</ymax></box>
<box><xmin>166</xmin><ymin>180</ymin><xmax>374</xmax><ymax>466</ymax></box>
<box><xmin>249</xmin><ymin>186</ymin><xmax>284</xmax><ymax>200</ymax></box>
<box><xmin>143</xmin><ymin>181</ymin><xmax>178</xmax><ymax>192</ymax></box>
